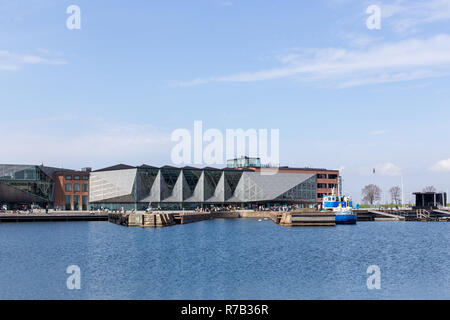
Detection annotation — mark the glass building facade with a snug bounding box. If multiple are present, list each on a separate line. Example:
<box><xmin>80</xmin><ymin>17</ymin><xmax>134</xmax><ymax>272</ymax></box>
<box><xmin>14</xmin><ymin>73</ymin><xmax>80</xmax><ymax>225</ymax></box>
<box><xmin>0</xmin><ymin>165</ymin><xmax>57</xmax><ymax>209</ymax></box>
<box><xmin>227</xmin><ymin>157</ymin><xmax>261</xmax><ymax>169</ymax></box>
<box><xmin>89</xmin><ymin>165</ymin><xmax>318</xmax><ymax>211</ymax></box>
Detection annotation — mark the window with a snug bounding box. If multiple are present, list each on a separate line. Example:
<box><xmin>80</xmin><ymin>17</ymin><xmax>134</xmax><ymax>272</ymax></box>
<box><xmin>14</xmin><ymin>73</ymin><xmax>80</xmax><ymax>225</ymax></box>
<box><xmin>74</xmin><ymin>184</ymin><xmax>80</xmax><ymax>192</ymax></box>
<box><xmin>82</xmin><ymin>176</ymin><xmax>89</xmax><ymax>180</ymax></box>
<box><xmin>65</xmin><ymin>195</ymin><xmax>72</xmax><ymax>210</ymax></box>
<box><xmin>65</xmin><ymin>175</ymin><xmax>72</xmax><ymax>180</ymax></box>
<box><xmin>73</xmin><ymin>196</ymin><xmax>80</xmax><ymax>211</ymax></box>
<box><xmin>317</xmin><ymin>174</ymin><xmax>327</xmax><ymax>179</ymax></box>
<box><xmin>74</xmin><ymin>176</ymin><xmax>80</xmax><ymax>180</ymax></box>
<box><xmin>82</xmin><ymin>184</ymin><xmax>88</xmax><ymax>192</ymax></box>
<box><xmin>82</xmin><ymin>196</ymin><xmax>88</xmax><ymax>211</ymax></box>
<box><xmin>318</xmin><ymin>193</ymin><xmax>326</xmax><ymax>199</ymax></box>
<box><xmin>329</xmin><ymin>183</ymin><xmax>337</xmax><ymax>189</ymax></box>
<box><xmin>328</xmin><ymin>174</ymin><xmax>338</xmax><ymax>179</ymax></box>
<box><xmin>65</xmin><ymin>184</ymin><xmax>72</xmax><ymax>192</ymax></box>
<box><xmin>317</xmin><ymin>183</ymin><xmax>327</xmax><ymax>189</ymax></box>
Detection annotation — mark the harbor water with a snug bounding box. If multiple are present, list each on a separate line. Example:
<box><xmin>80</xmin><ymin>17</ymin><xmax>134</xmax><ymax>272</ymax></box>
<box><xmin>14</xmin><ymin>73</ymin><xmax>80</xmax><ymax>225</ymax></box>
<box><xmin>0</xmin><ymin>219</ymin><xmax>449</xmax><ymax>300</ymax></box>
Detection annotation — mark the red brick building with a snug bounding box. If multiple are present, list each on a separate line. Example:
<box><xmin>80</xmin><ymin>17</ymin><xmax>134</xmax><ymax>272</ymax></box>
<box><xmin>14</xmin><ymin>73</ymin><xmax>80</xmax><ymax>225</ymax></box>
<box><xmin>53</xmin><ymin>170</ymin><xmax>90</xmax><ymax>211</ymax></box>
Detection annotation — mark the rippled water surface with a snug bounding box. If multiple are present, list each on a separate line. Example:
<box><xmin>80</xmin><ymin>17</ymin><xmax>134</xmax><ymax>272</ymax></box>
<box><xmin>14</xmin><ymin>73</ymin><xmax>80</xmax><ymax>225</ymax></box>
<box><xmin>0</xmin><ymin>219</ymin><xmax>449</xmax><ymax>299</ymax></box>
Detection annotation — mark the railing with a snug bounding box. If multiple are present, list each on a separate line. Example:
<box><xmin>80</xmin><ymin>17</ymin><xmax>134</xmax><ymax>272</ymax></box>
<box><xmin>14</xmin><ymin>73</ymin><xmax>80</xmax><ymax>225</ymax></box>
<box><xmin>416</xmin><ymin>209</ymin><xmax>430</xmax><ymax>220</ymax></box>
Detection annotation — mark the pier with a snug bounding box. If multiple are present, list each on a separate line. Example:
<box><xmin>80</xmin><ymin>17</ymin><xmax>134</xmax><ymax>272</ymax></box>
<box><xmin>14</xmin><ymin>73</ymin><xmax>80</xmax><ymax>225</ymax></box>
<box><xmin>107</xmin><ymin>210</ymin><xmax>336</xmax><ymax>228</ymax></box>
<box><xmin>367</xmin><ymin>210</ymin><xmax>406</xmax><ymax>221</ymax></box>
<box><xmin>354</xmin><ymin>209</ymin><xmax>450</xmax><ymax>222</ymax></box>
<box><xmin>2</xmin><ymin>208</ymin><xmax>449</xmax><ymax>226</ymax></box>
<box><xmin>0</xmin><ymin>211</ymin><xmax>108</xmax><ymax>223</ymax></box>
<box><xmin>274</xmin><ymin>211</ymin><xmax>336</xmax><ymax>227</ymax></box>
<box><xmin>270</xmin><ymin>210</ymin><xmax>336</xmax><ymax>226</ymax></box>
<box><xmin>108</xmin><ymin>211</ymin><xmax>211</xmax><ymax>228</ymax></box>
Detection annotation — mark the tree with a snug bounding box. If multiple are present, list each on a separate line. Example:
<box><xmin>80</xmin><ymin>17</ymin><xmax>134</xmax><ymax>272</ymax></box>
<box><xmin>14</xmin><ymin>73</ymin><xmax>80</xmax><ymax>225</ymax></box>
<box><xmin>362</xmin><ymin>184</ymin><xmax>382</xmax><ymax>205</ymax></box>
<box><xmin>423</xmin><ymin>186</ymin><xmax>437</xmax><ymax>193</ymax></box>
<box><xmin>389</xmin><ymin>186</ymin><xmax>402</xmax><ymax>205</ymax></box>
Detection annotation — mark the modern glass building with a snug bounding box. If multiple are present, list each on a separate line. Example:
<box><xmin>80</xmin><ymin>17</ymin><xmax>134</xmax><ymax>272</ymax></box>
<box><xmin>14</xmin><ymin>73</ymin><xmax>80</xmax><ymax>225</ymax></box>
<box><xmin>0</xmin><ymin>164</ymin><xmax>62</xmax><ymax>209</ymax></box>
<box><xmin>227</xmin><ymin>156</ymin><xmax>261</xmax><ymax>169</ymax></box>
<box><xmin>89</xmin><ymin>164</ymin><xmax>317</xmax><ymax>211</ymax></box>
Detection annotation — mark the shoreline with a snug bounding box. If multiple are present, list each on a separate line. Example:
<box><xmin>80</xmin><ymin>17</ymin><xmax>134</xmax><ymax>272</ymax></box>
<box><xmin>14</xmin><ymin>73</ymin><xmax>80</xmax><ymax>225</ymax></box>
<box><xmin>1</xmin><ymin>208</ymin><xmax>449</xmax><ymax>224</ymax></box>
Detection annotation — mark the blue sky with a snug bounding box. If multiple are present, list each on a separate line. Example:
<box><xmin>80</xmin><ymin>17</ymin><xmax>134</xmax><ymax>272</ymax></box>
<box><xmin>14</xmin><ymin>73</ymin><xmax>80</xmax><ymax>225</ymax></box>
<box><xmin>1</xmin><ymin>0</ymin><xmax>450</xmax><ymax>202</ymax></box>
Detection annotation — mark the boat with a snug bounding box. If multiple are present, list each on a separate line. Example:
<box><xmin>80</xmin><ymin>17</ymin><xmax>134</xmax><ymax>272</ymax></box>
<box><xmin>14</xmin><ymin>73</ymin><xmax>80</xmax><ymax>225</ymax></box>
<box><xmin>322</xmin><ymin>189</ymin><xmax>357</xmax><ymax>225</ymax></box>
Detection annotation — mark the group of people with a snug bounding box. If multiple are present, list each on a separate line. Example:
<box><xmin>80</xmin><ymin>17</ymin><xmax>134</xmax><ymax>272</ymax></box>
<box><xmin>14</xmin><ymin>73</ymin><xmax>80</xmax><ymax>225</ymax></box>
<box><xmin>192</xmin><ymin>204</ymin><xmax>310</xmax><ymax>212</ymax></box>
<box><xmin>194</xmin><ymin>205</ymin><xmax>238</xmax><ymax>212</ymax></box>
<box><xmin>257</xmin><ymin>205</ymin><xmax>302</xmax><ymax>212</ymax></box>
<box><xmin>0</xmin><ymin>204</ymin><xmax>50</xmax><ymax>214</ymax></box>
<box><xmin>92</xmin><ymin>203</ymin><xmax>317</xmax><ymax>214</ymax></box>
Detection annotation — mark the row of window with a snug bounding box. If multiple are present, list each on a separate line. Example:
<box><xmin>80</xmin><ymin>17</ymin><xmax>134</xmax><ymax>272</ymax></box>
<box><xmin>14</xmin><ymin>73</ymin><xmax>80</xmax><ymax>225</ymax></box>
<box><xmin>65</xmin><ymin>195</ymin><xmax>89</xmax><ymax>211</ymax></box>
<box><xmin>65</xmin><ymin>183</ymin><xmax>89</xmax><ymax>192</ymax></box>
<box><xmin>65</xmin><ymin>175</ymin><xmax>89</xmax><ymax>181</ymax></box>
<box><xmin>317</xmin><ymin>174</ymin><xmax>338</xmax><ymax>180</ymax></box>
<box><xmin>317</xmin><ymin>183</ymin><xmax>338</xmax><ymax>189</ymax></box>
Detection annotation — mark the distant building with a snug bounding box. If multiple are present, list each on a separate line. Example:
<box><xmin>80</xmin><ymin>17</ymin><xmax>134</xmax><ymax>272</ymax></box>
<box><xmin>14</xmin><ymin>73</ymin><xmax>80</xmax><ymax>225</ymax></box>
<box><xmin>53</xmin><ymin>170</ymin><xmax>90</xmax><ymax>211</ymax></box>
<box><xmin>0</xmin><ymin>164</ymin><xmax>90</xmax><ymax>210</ymax></box>
<box><xmin>413</xmin><ymin>192</ymin><xmax>447</xmax><ymax>209</ymax></box>
<box><xmin>0</xmin><ymin>161</ymin><xmax>339</xmax><ymax>210</ymax></box>
<box><xmin>89</xmin><ymin>164</ymin><xmax>318</xmax><ymax>211</ymax></box>
<box><xmin>0</xmin><ymin>164</ymin><xmax>63</xmax><ymax>209</ymax></box>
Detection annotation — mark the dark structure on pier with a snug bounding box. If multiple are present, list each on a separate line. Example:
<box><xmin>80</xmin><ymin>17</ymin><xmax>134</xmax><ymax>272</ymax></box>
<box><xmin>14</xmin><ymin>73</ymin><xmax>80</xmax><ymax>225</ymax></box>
<box><xmin>413</xmin><ymin>192</ymin><xmax>447</xmax><ymax>209</ymax></box>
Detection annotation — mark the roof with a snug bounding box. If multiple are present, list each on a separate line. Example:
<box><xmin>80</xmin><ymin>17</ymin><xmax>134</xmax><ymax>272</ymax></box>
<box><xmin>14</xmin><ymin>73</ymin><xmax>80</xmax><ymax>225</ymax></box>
<box><xmin>276</xmin><ymin>166</ymin><xmax>338</xmax><ymax>172</ymax></box>
<box><xmin>53</xmin><ymin>169</ymin><xmax>89</xmax><ymax>175</ymax></box>
<box><xmin>92</xmin><ymin>164</ymin><xmax>335</xmax><ymax>174</ymax></box>
<box><xmin>160</xmin><ymin>165</ymin><xmax>178</xmax><ymax>169</ymax></box>
<box><xmin>93</xmin><ymin>164</ymin><xmax>248</xmax><ymax>172</ymax></box>
<box><xmin>181</xmin><ymin>166</ymin><xmax>202</xmax><ymax>170</ymax></box>
<box><xmin>0</xmin><ymin>164</ymin><xmax>72</xmax><ymax>179</ymax></box>
<box><xmin>137</xmin><ymin>164</ymin><xmax>159</xmax><ymax>170</ymax></box>
<box><xmin>413</xmin><ymin>192</ymin><xmax>446</xmax><ymax>195</ymax></box>
<box><xmin>94</xmin><ymin>164</ymin><xmax>136</xmax><ymax>172</ymax></box>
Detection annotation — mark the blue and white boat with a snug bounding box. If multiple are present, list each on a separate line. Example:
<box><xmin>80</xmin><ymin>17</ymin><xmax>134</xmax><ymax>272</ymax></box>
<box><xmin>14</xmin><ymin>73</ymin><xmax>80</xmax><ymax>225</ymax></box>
<box><xmin>322</xmin><ymin>189</ymin><xmax>357</xmax><ymax>224</ymax></box>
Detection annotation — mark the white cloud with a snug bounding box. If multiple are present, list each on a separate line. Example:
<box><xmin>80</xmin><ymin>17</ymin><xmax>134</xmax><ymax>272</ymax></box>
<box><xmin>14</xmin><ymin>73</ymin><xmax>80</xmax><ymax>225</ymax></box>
<box><xmin>370</xmin><ymin>129</ymin><xmax>391</xmax><ymax>136</ymax></box>
<box><xmin>0</xmin><ymin>117</ymin><xmax>172</xmax><ymax>168</ymax></box>
<box><xmin>375</xmin><ymin>162</ymin><xmax>403</xmax><ymax>176</ymax></box>
<box><xmin>0</xmin><ymin>50</ymin><xmax>66</xmax><ymax>71</ymax></box>
<box><xmin>380</xmin><ymin>0</ymin><xmax>450</xmax><ymax>33</ymax></box>
<box><xmin>176</xmin><ymin>34</ymin><xmax>450</xmax><ymax>88</ymax></box>
<box><xmin>430</xmin><ymin>158</ymin><xmax>450</xmax><ymax>172</ymax></box>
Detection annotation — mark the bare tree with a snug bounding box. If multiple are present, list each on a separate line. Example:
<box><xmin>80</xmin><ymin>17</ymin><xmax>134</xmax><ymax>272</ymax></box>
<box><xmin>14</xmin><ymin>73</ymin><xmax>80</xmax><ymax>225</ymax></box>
<box><xmin>389</xmin><ymin>186</ymin><xmax>401</xmax><ymax>205</ymax></box>
<box><xmin>423</xmin><ymin>186</ymin><xmax>437</xmax><ymax>193</ymax></box>
<box><xmin>362</xmin><ymin>184</ymin><xmax>382</xmax><ymax>205</ymax></box>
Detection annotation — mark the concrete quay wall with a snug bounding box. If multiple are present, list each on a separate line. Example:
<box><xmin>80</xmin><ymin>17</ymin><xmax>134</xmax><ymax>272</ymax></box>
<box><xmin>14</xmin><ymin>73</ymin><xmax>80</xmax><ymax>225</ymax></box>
<box><xmin>211</xmin><ymin>211</ymin><xmax>271</xmax><ymax>219</ymax></box>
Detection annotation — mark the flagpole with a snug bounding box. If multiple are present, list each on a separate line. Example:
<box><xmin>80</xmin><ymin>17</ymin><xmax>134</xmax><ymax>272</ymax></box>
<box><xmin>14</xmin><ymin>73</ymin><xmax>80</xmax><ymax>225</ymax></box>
<box><xmin>401</xmin><ymin>176</ymin><xmax>404</xmax><ymax>208</ymax></box>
